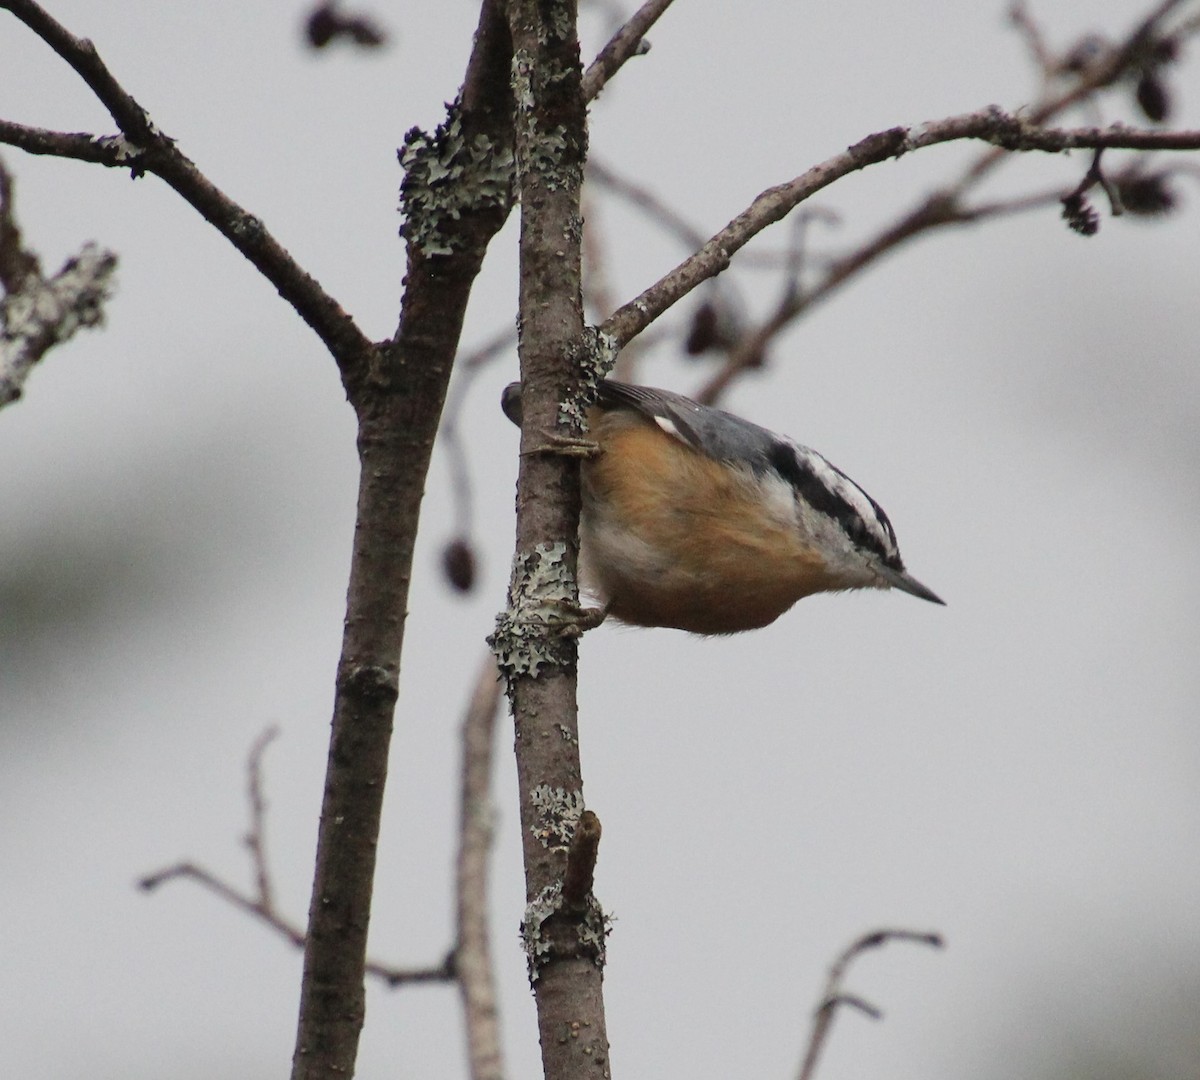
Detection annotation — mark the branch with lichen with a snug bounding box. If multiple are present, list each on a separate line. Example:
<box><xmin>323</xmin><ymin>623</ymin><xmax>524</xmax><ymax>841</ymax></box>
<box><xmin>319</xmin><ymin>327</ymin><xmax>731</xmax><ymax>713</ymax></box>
<box><xmin>0</xmin><ymin>157</ymin><xmax>116</xmax><ymax>407</ymax></box>
<box><xmin>496</xmin><ymin>2</ymin><xmax>614</xmax><ymax>1079</ymax></box>
<box><xmin>0</xmin><ymin>0</ymin><xmax>375</xmax><ymax>389</ymax></box>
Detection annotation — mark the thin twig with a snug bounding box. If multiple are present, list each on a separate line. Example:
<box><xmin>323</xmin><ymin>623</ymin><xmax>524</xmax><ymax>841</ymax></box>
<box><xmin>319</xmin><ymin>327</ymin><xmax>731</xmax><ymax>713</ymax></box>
<box><xmin>795</xmin><ymin>928</ymin><xmax>944</xmax><ymax>1080</ymax></box>
<box><xmin>441</xmin><ymin>326</ymin><xmax>518</xmax><ymax>544</ymax></box>
<box><xmin>582</xmin><ymin>190</ymin><xmax>670</xmax><ymax>380</ymax></box>
<box><xmin>138</xmin><ymin>729</ymin><xmax>454</xmax><ymax>989</ymax></box>
<box><xmin>0</xmin><ymin>0</ymin><xmax>376</xmax><ymax>388</ymax></box>
<box><xmin>244</xmin><ymin>725</ymin><xmax>280</xmax><ymax>914</ymax></box>
<box><xmin>598</xmin><ymin>110</ymin><xmax>1200</xmax><ymax>353</ymax></box>
<box><xmin>969</xmin><ymin>0</ymin><xmax>1195</xmax><ymax>186</ymax></box>
<box><xmin>693</xmin><ymin>185</ymin><xmax>1063</xmax><ymax>404</ymax></box>
<box><xmin>140</xmin><ymin>862</ymin><xmax>306</xmax><ymax>947</ymax></box>
<box><xmin>1009</xmin><ymin>2</ymin><xmax>1056</xmax><ymax>76</ymax></box>
<box><xmin>455</xmin><ymin>652</ymin><xmax>506</xmax><ymax>1080</ymax></box>
<box><xmin>588</xmin><ymin>157</ymin><xmax>709</xmax><ymax>249</ymax></box>
<box><xmin>582</xmin><ymin>0</ymin><xmax>676</xmax><ymax>101</ymax></box>
<box><xmin>588</xmin><ymin>157</ymin><xmax>817</xmax><ymax>272</ymax></box>
<box><xmin>598</xmin><ymin>1</ymin><xmax>1200</xmax><ymax>401</ymax></box>
<box><xmin>561</xmin><ymin>811</ymin><xmax>601</xmax><ymax>909</ymax></box>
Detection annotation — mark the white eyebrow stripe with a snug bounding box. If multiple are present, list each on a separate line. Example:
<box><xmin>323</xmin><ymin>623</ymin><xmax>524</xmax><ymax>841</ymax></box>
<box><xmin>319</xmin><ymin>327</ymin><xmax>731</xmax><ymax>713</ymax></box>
<box><xmin>792</xmin><ymin>445</ymin><xmax>898</xmax><ymax>558</ymax></box>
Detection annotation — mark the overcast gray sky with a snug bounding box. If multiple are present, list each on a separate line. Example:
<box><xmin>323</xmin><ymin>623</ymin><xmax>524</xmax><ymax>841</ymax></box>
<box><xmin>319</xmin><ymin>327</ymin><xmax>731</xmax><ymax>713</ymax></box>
<box><xmin>2</xmin><ymin>2</ymin><xmax>1199</xmax><ymax>1078</ymax></box>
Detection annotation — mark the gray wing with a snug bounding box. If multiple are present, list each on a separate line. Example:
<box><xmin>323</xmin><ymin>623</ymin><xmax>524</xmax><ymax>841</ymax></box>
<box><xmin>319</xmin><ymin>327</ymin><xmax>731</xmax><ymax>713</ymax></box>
<box><xmin>596</xmin><ymin>381</ymin><xmax>783</xmax><ymax>472</ymax></box>
<box><xmin>501</xmin><ymin>379</ymin><xmax>786</xmax><ymax>473</ymax></box>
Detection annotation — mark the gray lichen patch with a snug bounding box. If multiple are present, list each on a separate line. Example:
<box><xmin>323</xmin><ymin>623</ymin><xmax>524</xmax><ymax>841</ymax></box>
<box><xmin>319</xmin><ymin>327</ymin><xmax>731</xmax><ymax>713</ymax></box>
<box><xmin>520</xmin><ymin>882</ymin><xmax>561</xmax><ymax>981</ymax></box>
<box><xmin>556</xmin><ymin>327</ymin><xmax>617</xmax><ymax>428</ymax></box>
<box><xmin>398</xmin><ymin>104</ymin><xmax>514</xmax><ymax>256</ymax></box>
<box><xmin>520</xmin><ymin>883</ymin><xmax>611</xmax><ymax>983</ymax></box>
<box><xmin>489</xmin><ymin>541</ymin><xmax>579</xmax><ymax>686</ymax></box>
<box><xmin>529</xmin><ymin>784</ymin><xmax>584</xmax><ymax>851</ymax></box>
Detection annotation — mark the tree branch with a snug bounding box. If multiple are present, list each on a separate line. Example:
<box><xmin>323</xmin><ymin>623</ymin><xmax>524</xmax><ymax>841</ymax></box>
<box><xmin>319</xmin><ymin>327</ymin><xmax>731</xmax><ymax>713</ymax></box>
<box><xmin>598</xmin><ymin>110</ymin><xmax>1200</xmax><ymax>351</ymax></box>
<box><xmin>289</xmin><ymin>0</ymin><xmax>516</xmax><ymax>1074</ymax></box>
<box><xmin>0</xmin><ymin>0</ymin><xmax>376</xmax><ymax>388</ymax></box>
<box><xmin>495</xmin><ymin>2</ymin><xmax>612</xmax><ymax>1079</ymax></box>
<box><xmin>138</xmin><ymin>728</ymin><xmax>454</xmax><ymax>989</ymax></box>
<box><xmin>456</xmin><ymin>653</ymin><xmax>506</xmax><ymax>1080</ymax></box>
<box><xmin>682</xmin><ymin>0</ymin><xmax>1200</xmax><ymax>402</ymax></box>
<box><xmin>0</xmin><ymin>156</ymin><xmax>116</xmax><ymax>407</ymax></box>
<box><xmin>582</xmin><ymin>0</ymin><xmax>675</xmax><ymax>102</ymax></box>
<box><xmin>795</xmin><ymin>928</ymin><xmax>944</xmax><ymax>1080</ymax></box>
<box><xmin>692</xmin><ymin>185</ymin><xmax>1062</xmax><ymax>404</ymax></box>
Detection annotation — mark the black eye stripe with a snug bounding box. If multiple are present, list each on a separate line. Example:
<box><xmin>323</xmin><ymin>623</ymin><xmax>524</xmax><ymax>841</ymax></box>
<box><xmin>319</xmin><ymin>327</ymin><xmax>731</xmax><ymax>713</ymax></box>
<box><xmin>766</xmin><ymin>442</ymin><xmax>895</xmax><ymax>563</ymax></box>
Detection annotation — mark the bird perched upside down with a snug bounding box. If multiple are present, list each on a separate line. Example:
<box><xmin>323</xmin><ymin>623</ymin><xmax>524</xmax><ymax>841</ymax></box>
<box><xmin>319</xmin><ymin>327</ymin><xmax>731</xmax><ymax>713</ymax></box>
<box><xmin>502</xmin><ymin>380</ymin><xmax>943</xmax><ymax>635</ymax></box>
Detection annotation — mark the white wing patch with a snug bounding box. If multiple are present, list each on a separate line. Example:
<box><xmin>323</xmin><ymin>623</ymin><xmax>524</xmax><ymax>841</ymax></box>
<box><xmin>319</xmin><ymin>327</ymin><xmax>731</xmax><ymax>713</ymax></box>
<box><xmin>654</xmin><ymin>415</ymin><xmax>688</xmax><ymax>445</ymax></box>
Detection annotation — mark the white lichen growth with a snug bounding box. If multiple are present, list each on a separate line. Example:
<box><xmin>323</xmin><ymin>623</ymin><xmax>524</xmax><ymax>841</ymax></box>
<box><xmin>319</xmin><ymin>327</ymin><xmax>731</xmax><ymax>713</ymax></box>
<box><xmin>529</xmin><ymin>784</ymin><xmax>584</xmax><ymax>850</ymax></box>
<box><xmin>399</xmin><ymin>105</ymin><xmax>515</xmax><ymax>256</ymax></box>
<box><xmin>520</xmin><ymin>883</ymin><xmax>611</xmax><ymax>983</ymax></box>
<box><xmin>520</xmin><ymin>883</ymin><xmax>562</xmax><ymax>981</ymax></box>
<box><xmin>89</xmin><ymin>134</ymin><xmax>142</xmax><ymax>164</ymax></box>
<box><xmin>575</xmin><ymin>897</ymin><xmax>611</xmax><ymax>967</ymax></box>
<box><xmin>489</xmin><ymin>541</ymin><xmax>579</xmax><ymax>685</ymax></box>
<box><xmin>554</xmin><ymin>327</ymin><xmax>617</xmax><ymax>429</ymax></box>
<box><xmin>1</xmin><ymin>243</ymin><xmax>118</xmax><ymax>407</ymax></box>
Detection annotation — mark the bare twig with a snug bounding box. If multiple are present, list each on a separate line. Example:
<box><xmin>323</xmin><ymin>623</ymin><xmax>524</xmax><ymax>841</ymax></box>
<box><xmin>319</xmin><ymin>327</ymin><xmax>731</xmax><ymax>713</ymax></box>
<box><xmin>244</xmin><ymin>725</ymin><xmax>280</xmax><ymax>914</ymax></box>
<box><xmin>582</xmin><ymin>0</ymin><xmax>676</xmax><ymax>101</ymax></box>
<box><xmin>1009</xmin><ymin>2</ymin><xmax>1056</xmax><ymax>76</ymax></box>
<box><xmin>561</xmin><ymin>811</ymin><xmax>601</xmax><ymax>909</ymax></box>
<box><xmin>582</xmin><ymin>190</ymin><xmax>670</xmax><ymax>381</ymax></box>
<box><xmin>140</xmin><ymin>861</ymin><xmax>306</xmax><ymax>948</ymax></box>
<box><xmin>598</xmin><ymin>110</ymin><xmax>1200</xmax><ymax>353</ymax></box>
<box><xmin>441</xmin><ymin>326</ymin><xmax>519</xmax><ymax>542</ymax></box>
<box><xmin>692</xmin><ymin>185</ymin><xmax>1062</xmax><ymax>404</ymax></box>
<box><xmin>795</xmin><ymin>928</ymin><xmax>944</xmax><ymax>1080</ymax></box>
<box><xmin>588</xmin><ymin>157</ymin><xmax>810</xmax><ymax>272</ymax></box>
<box><xmin>0</xmin><ymin>157</ymin><xmax>116</xmax><ymax>408</ymax></box>
<box><xmin>456</xmin><ymin>653</ymin><xmax>506</xmax><ymax>1080</ymax></box>
<box><xmin>968</xmin><ymin>0</ymin><xmax>1196</xmax><ymax>186</ymax></box>
<box><xmin>1062</xmin><ymin>147</ymin><xmax>1125</xmax><ymax>216</ymax></box>
<box><xmin>594</xmin><ymin>1</ymin><xmax>1200</xmax><ymax>401</ymax></box>
<box><xmin>138</xmin><ymin>729</ymin><xmax>453</xmax><ymax>989</ymax></box>
<box><xmin>588</xmin><ymin>157</ymin><xmax>709</xmax><ymax>250</ymax></box>
<box><xmin>0</xmin><ymin>0</ymin><xmax>376</xmax><ymax>389</ymax></box>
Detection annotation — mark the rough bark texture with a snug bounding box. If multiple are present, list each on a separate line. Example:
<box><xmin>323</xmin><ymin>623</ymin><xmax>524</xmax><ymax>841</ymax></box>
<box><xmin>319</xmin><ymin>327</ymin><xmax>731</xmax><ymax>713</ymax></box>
<box><xmin>503</xmin><ymin>2</ymin><xmax>613</xmax><ymax>1078</ymax></box>
<box><xmin>290</xmin><ymin>3</ymin><xmax>515</xmax><ymax>1076</ymax></box>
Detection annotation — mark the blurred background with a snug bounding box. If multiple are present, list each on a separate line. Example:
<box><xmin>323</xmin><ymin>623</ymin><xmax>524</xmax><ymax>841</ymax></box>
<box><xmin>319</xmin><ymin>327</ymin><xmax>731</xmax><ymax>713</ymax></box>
<box><xmin>2</xmin><ymin>1</ymin><xmax>1199</xmax><ymax>1078</ymax></box>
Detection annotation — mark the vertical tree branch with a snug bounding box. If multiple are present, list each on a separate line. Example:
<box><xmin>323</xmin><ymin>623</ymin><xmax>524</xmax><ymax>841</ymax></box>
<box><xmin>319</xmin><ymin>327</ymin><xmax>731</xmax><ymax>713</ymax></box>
<box><xmin>456</xmin><ymin>654</ymin><xmax>506</xmax><ymax>1080</ymax></box>
<box><xmin>500</xmin><ymin>1</ymin><xmax>612</xmax><ymax>1078</ymax></box>
<box><xmin>289</xmin><ymin>3</ymin><xmax>515</xmax><ymax>1077</ymax></box>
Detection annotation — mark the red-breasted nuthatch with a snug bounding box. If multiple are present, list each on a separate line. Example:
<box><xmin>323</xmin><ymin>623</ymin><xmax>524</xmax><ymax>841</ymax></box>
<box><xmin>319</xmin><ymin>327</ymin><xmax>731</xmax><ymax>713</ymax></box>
<box><xmin>502</xmin><ymin>379</ymin><xmax>943</xmax><ymax>635</ymax></box>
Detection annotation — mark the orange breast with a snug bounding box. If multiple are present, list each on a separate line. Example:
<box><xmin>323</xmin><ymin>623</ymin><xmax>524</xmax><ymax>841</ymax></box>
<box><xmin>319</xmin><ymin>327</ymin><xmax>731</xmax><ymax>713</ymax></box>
<box><xmin>580</xmin><ymin>412</ymin><xmax>836</xmax><ymax>634</ymax></box>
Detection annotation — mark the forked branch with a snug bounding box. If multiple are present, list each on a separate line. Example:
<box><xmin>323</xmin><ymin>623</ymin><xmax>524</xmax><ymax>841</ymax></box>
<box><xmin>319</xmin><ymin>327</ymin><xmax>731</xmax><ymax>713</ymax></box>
<box><xmin>0</xmin><ymin>0</ymin><xmax>376</xmax><ymax>388</ymax></box>
<box><xmin>598</xmin><ymin>109</ymin><xmax>1200</xmax><ymax>352</ymax></box>
<box><xmin>796</xmin><ymin>928</ymin><xmax>945</xmax><ymax>1080</ymax></box>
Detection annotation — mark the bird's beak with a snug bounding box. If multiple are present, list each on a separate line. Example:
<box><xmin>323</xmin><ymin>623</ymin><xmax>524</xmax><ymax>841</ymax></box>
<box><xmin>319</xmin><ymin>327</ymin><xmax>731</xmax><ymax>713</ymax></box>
<box><xmin>876</xmin><ymin>564</ymin><xmax>946</xmax><ymax>606</ymax></box>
